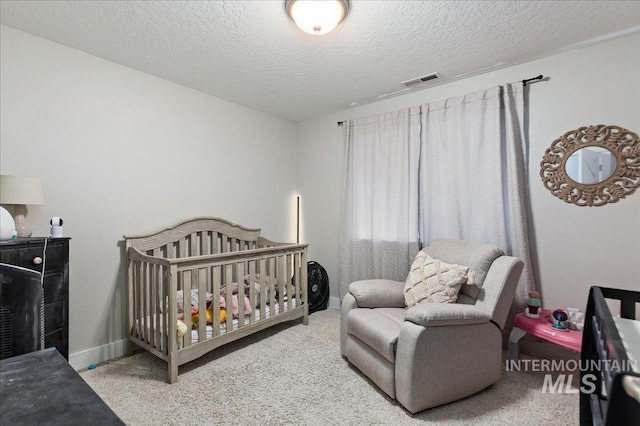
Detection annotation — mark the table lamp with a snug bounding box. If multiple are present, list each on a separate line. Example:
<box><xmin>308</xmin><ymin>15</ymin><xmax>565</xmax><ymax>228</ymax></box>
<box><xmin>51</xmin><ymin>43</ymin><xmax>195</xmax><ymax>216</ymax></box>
<box><xmin>0</xmin><ymin>175</ymin><xmax>45</xmax><ymax>238</ymax></box>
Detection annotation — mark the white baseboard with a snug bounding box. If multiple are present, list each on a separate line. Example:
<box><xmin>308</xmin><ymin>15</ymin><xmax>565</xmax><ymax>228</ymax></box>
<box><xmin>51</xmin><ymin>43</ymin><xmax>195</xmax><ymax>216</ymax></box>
<box><xmin>328</xmin><ymin>296</ymin><xmax>341</xmax><ymax>310</ymax></box>
<box><xmin>69</xmin><ymin>339</ymin><xmax>128</xmax><ymax>371</ymax></box>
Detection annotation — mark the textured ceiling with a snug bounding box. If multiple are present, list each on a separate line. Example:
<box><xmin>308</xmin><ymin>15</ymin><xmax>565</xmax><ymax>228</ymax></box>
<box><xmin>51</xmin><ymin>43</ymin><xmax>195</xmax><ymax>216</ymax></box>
<box><xmin>1</xmin><ymin>1</ymin><xmax>639</xmax><ymax>122</ymax></box>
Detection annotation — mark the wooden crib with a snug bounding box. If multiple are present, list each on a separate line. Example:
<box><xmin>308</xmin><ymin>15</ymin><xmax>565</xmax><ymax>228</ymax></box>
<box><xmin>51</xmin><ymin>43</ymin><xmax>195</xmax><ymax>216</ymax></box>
<box><xmin>124</xmin><ymin>217</ymin><xmax>308</xmax><ymax>383</ymax></box>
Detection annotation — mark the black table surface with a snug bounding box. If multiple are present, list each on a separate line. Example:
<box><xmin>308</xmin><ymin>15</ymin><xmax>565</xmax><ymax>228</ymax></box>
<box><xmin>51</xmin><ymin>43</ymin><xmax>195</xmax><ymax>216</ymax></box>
<box><xmin>0</xmin><ymin>348</ymin><xmax>124</xmax><ymax>425</ymax></box>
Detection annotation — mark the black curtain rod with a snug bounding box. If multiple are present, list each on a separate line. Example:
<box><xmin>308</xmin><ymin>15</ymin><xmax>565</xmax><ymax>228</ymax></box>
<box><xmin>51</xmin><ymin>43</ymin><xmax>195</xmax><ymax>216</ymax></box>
<box><xmin>337</xmin><ymin>74</ymin><xmax>545</xmax><ymax>126</ymax></box>
<box><xmin>523</xmin><ymin>74</ymin><xmax>544</xmax><ymax>86</ymax></box>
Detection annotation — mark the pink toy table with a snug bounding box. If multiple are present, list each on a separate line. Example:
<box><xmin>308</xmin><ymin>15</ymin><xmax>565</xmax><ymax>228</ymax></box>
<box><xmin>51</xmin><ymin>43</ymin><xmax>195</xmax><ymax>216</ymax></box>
<box><xmin>507</xmin><ymin>309</ymin><xmax>583</xmax><ymax>361</ymax></box>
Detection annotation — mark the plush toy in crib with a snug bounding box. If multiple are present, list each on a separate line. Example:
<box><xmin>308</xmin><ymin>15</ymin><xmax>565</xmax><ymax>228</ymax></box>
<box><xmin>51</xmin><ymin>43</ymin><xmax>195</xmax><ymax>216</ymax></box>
<box><xmin>219</xmin><ymin>294</ymin><xmax>252</xmax><ymax>319</ymax></box>
<box><xmin>206</xmin><ymin>307</ymin><xmax>227</xmax><ymax>324</ymax></box>
<box><xmin>176</xmin><ymin>320</ymin><xmax>188</xmax><ymax>347</ymax></box>
<box><xmin>190</xmin><ymin>308</ymin><xmax>227</xmax><ymax>329</ymax></box>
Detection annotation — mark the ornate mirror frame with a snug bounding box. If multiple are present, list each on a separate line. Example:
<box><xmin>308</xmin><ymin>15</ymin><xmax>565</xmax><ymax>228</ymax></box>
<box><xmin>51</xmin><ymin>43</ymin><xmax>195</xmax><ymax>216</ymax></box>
<box><xmin>540</xmin><ymin>125</ymin><xmax>640</xmax><ymax>207</ymax></box>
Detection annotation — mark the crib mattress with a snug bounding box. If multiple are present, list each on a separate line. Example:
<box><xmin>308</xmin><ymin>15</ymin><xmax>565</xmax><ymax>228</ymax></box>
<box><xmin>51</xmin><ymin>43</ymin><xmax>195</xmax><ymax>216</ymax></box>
<box><xmin>135</xmin><ymin>299</ymin><xmax>299</xmax><ymax>344</ymax></box>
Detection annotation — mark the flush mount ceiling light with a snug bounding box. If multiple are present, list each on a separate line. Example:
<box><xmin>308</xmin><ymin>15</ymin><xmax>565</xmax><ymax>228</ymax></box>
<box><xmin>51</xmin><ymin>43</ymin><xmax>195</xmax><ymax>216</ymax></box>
<box><xmin>285</xmin><ymin>0</ymin><xmax>351</xmax><ymax>35</ymax></box>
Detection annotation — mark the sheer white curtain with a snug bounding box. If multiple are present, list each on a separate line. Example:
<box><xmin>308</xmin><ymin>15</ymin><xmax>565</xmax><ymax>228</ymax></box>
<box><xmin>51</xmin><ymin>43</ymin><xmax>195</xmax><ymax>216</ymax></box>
<box><xmin>339</xmin><ymin>108</ymin><xmax>421</xmax><ymax>299</ymax></box>
<box><xmin>418</xmin><ymin>83</ymin><xmax>534</xmax><ymax>310</ymax></box>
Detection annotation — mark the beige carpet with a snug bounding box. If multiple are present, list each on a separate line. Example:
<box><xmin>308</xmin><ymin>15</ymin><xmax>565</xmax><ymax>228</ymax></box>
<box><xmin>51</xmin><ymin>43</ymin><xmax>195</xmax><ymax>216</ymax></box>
<box><xmin>80</xmin><ymin>309</ymin><xmax>578</xmax><ymax>425</ymax></box>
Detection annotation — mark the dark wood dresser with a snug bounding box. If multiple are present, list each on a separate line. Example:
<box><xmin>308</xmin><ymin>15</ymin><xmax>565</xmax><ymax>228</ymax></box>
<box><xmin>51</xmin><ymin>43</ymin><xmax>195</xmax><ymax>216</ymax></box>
<box><xmin>0</xmin><ymin>237</ymin><xmax>69</xmax><ymax>359</ymax></box>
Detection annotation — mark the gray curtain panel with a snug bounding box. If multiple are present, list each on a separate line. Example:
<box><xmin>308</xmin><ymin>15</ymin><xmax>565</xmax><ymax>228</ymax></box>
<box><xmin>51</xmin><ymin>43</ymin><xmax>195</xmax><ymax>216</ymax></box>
<box><xmin>339</xmin><ymin>108</ymin><xmax>421</xmax><ymax>299</ymax></box>
<box><xmin>340</xmin><ymin>83</ymin><xmax>536</xmax><ymax>310</ymax></box>
<box><xmin>419</xmin><ymin>83</ymin><xmax>534</xmax><ymax>311</ymax></box>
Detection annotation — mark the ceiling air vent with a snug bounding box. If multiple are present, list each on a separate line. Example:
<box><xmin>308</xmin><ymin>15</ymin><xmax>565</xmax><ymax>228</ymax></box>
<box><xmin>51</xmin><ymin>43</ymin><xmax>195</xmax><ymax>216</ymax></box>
<box><xmin>401</xmin><ymin>72</ymin><xmax>440</xmax><ymax>87</ymax></box>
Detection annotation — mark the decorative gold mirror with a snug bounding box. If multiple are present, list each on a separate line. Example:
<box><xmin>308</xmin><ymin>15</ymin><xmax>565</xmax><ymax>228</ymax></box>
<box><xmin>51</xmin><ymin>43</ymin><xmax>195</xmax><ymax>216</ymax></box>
<box><xmin>540</xmin><ymin>125</ymin><xmax>640</xmax><ymax>206</ymax></box>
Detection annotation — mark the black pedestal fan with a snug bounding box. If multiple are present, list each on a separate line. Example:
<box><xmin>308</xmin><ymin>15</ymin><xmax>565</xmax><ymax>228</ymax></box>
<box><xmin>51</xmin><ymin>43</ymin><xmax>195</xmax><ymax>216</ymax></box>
<box><xmin>306</xmin><ymin>261</ymin><xmax>329</xmax><ymax>313</ymax></box>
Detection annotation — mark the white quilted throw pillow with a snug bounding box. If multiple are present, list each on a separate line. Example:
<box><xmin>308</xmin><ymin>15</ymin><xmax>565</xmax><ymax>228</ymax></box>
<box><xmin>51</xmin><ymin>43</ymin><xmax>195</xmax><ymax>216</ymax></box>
<box><xmin>404</xmin><ymin>251</ymin><xmax>474</xmax><ymax>307</ymax></box>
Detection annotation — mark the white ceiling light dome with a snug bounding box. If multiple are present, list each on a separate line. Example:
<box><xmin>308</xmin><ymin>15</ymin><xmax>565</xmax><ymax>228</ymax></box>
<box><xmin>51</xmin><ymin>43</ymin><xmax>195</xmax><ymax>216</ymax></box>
<box><xmin>285</xmin><ymin>0</ymin><xmax>351</xmax><ymax>35</ymax></box>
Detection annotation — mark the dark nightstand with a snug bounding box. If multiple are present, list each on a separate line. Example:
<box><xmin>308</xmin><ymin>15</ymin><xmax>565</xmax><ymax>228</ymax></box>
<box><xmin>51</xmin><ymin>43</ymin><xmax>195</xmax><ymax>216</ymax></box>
<box><xmin>0</xmin><ymin>237</ymin><xmax>70</xmax><ymax>359</ymax></box>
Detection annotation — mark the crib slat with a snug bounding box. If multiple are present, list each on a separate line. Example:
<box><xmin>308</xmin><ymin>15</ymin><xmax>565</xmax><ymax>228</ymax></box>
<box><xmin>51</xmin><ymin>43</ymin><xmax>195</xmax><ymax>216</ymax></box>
<box><xmin>249</xmin><ymin>261</ymin><xmax>256</xmax><ymax>323</ymax></box>
<box><xmin>211</xmin><ymin>232</ymin><xmax>216</xmax><ymax>255</ymax></box>
<box><xmin>179</xmin><ymin>236</ymin><xmax>191</xmax><ymax>346</ymax></box>
<box><xmin>139</xmin><ymin>262</ymin><xmax>144</xmax><ymax>343</ymax></box>
<box><xmin>154</xmin><ymin>264</ymin><xmax>161</xmax><ymax>350</ymax></box>
<box><xmin>133</xmin><ymin>261</ymin><xmax>140</xmax><ymax>340</ymax></box>
<box><xmin>277</xmin><ymin>255</ymin><xmax>284</xmax><ymax>314</ymax></box>
<box><xmin>142</xmin><ymin>262</ymin><xmax>148</xmax><ymax>344</ymax></box>
<box><xmin>198</xmin><ymin>262</ymin><xmax>211</xmax><ymax>291</ymax></box>
<box><xmin>176</xmin><ymin>240</ymin><xmax>185</xmax><ymax>318</ymax></box>
<box><xmin>259</xmin><ymin>258</ymin><xmax>266</xmax><ymax>320</ymax></box>
<box><xmin>269</xmin><ymin>257</ymin><xmax>276</xmax><ymax>317</ymax></box>
<box><xmin>152</xmin><ymin>249</ymin><xmax>162</xmax><ymax>349</ymax></box>
<box><xmin>162</xmin><ymin>266</ymin><xmax>168</xmax><ymax>354</ymax></box>
<box><xmin>225</xmin><ymin>264</ymin><xmax>233</xmax><ymax>330</ymax></box>
<box><xmin>153</xmin><ymin>252</ymin><xmax>162</xmax><ymax>348</ymax></box>
<box><xmin>199</xmin><ymin>232</ymin><xmax>208</xmax><ymax>256</ymax></box>
<box><xmin>156</xmin><ymin>264</ymin><xmax>163</xmax><ymax>352</ymax></box>
<box><xmin>126</xmin><ymin>253</ymin><xmax>134</xmax><ymax>354</ymax></box>
<box><xmin>294</xmin><ymin>253</ymin><xmax>301</xmax><ymax>308</ymax></box>
<box><xmin>149</xmin><ymin>259</ymin><xmax>156</xmax><ymax>348</ymax></box>
<box><xmin>183</xmin><ymin>270</ymin><xmax>192</xmax><ymax>348</ymax></box>
<box><xmin>232</xmin><ymin>254</ymin><xmax>238</xmax><ymax>283</ymax></box>
<box><xmin>197</xmin><ymin>268</ymin><xmax>206</xmax><ymax>342</ymax></box>
<box><xmin>190</xmin><ymin>233</ymin><xmax>198</xmax><ymax>257</ymax></box>
<box><xmin>237</xmin><ymin>262</ymin><xmax>244</xmax><ymax>327</ymax></box>
<box><xmin>135</xmin><ymin>261</ymin><xmax>141</xmax><ymax>340</ymax></box>
<box><xmin>168</xmin><ymin>264</ymin><xmax>178</xmax><ymax>383</ymax></box>
<box><xmin>212</xmin><ymin>266</ymin><xmax>221</xmax><ymax>337</ymax></box>
<box><xmin>146</xmin><ymin>263</ymin><xmax>152</xmax><ymax>343</ymax></box>
<box><xmin>178</xmin><ymin>237</ymin><xmax>187</xmax><ymax>258</ymax></box>
<box><xmin>220</xmin><ymin>237</ymin><xmax>227</xmax><ymax>288</ymax></box>
<box><xmin>130</xmin><ymin>261</ymin><xmax>136</xmax><ymax>340</ymax></box>
<box><xmin>291</xmin><ymin>253</ymin><xmax>296</xmax><ymax>308</ymax></box>
<box><xmin>286</xmin><ymin>254</ymin><xmax>292</xmax><ymax>311</ymax></box>
<box><xmin>176</xmin><ymin>238</ymin><xmax>188</xmax><ymax>259</ymax></box>
<box><xmin>212</xmin><ymin>232</ymin><xmax>219</xmax><ymax>254</ymax></box>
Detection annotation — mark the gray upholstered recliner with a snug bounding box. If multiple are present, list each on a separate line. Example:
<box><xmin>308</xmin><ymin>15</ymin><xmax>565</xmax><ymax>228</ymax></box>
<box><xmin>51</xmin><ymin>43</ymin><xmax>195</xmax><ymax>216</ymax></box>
<box><xmin>341</xmin><ymin>239</ymin><xmax>524</xmax><ymax>414</ymax></box>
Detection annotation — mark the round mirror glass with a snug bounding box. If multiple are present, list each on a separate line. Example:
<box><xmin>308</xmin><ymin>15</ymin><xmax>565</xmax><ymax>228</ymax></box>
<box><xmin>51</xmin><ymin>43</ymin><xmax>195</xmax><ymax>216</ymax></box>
<box><xmin>565</xmin><ymin>146</ymin><xmax>617</xmax><ymax>184</ymax></box>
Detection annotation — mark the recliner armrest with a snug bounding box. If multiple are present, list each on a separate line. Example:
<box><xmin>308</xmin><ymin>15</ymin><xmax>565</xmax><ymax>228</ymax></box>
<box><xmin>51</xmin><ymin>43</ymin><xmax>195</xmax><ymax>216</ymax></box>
<box><xmin>348</xmin><ymin>279</ymin><xmax>405</xmax><ymax>308</ymax></box>
<box><xmin>405</xmin><ymin>303</ymin><xmax>490</xmax><ymax>327</ymax></box>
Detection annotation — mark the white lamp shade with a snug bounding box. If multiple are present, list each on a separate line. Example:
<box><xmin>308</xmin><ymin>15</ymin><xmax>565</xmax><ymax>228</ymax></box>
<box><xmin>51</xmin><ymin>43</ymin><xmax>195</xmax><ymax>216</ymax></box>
<box><xmin>0</xmin><ymin>175</ymin><xmax>45</xmax><ymax>205</ymax></box>
<box><xmin>287</xmin><ymin>0</ymin><xmax>349</xmax><ymax>35</ymax></box>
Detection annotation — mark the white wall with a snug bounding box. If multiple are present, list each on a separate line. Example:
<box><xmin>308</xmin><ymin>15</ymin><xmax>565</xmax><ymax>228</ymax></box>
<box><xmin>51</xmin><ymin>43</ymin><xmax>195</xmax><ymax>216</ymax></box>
<box><xmin>296</xmin><ymin>33</ymin><xmax>640</xmax><ymax>312</ymax></box>
<box><xmin>0</xmin><ymin>25</ymin><xmax>298</xmax><ymax>367</ymax></box>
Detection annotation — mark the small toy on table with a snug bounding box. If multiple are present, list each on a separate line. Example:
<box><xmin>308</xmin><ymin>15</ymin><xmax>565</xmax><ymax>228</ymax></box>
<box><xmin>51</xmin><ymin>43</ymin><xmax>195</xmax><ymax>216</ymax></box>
<box><xmin>566</xmin><ymin>307</ymin><xmax>585</xmax><ymax>331</ymax></box>
<box><xmin>525</xmin><ymin>291</ymin><xmax>541</xmax><ymax>318</ymax></box>
<box><xmin>551</xmin><ymin>309</ymin><xmax>569</xmax><ymax>331</ymax></box>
